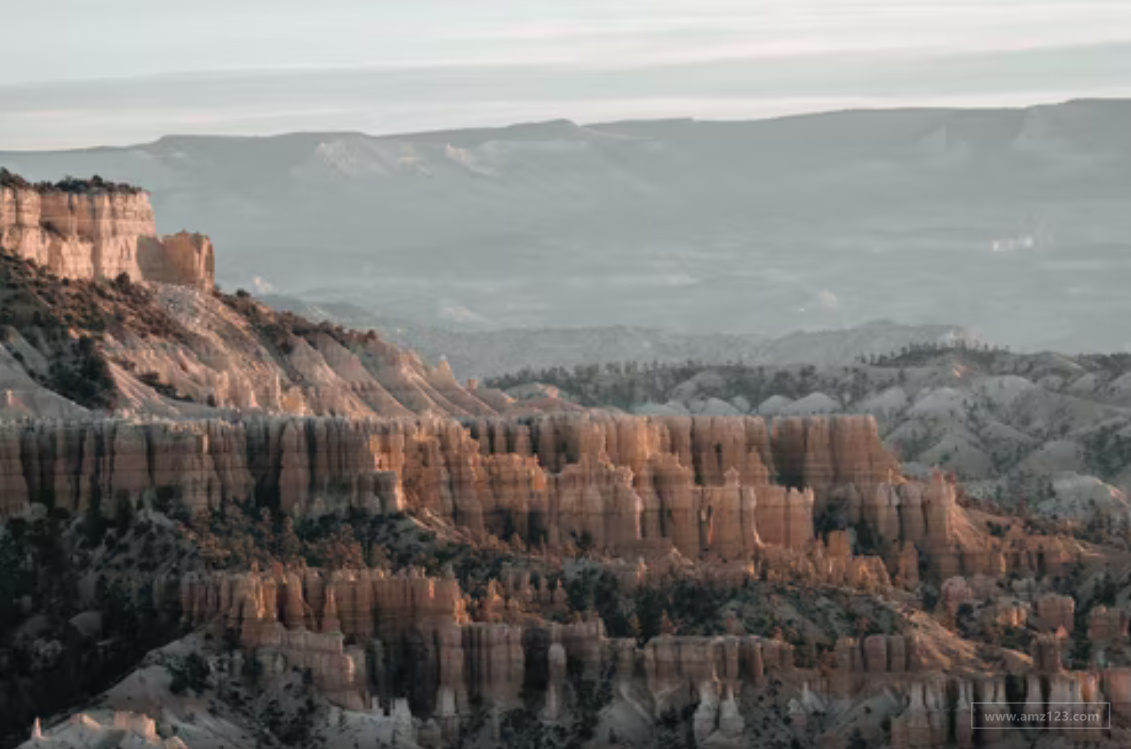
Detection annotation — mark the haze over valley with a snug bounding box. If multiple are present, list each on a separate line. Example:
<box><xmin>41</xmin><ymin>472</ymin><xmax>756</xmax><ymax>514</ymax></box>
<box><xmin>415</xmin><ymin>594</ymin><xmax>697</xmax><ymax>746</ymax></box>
<box><xmin>4</xmin><ymin>99</ymin><xmax>1131</xmax><ymax>365</ymax></box>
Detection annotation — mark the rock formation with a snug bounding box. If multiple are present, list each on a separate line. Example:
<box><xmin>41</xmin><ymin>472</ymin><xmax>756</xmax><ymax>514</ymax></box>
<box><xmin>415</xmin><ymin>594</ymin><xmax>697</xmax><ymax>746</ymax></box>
<box><xmin>0</xmin><ymin>171</ymin><xmax>213</xmax><ymax>289</ymax></box>
<box><xmin>165</xmin><ymin>560</ymin><xmax>1131</xmax><ymax>749</ymax></box>
<box><xmin>1090</xmin><ymin>605</ymin><xmax>1130</xmax><ymax>643</ymax></box>
<box><xmin>0</xmin><ymin>240</ymin><xmax>541</xmax><ymax>419</ymax></box>
<box><xmin>0</xmin><ymin>413</ymin><xmax>948</xmax><ymax>564</ymax></box>
<box><xmin>7</xmin><ymin>169</ymin><xmax>1130</xmax><ymax>749</ymax></box>
<box><xmin>174</xmin><ymin>564</ymin><xmax>809</xmax><ymax>734</ymax></box>
<box><xmin>21</xmin><ymin>711</ymin><xmax>185</xmax><ymax>749</ymax></box>
<box><xmin>1036</xmin><ymin>593</ymin><xmax>1076</xmax><ymax>634</ymax></box>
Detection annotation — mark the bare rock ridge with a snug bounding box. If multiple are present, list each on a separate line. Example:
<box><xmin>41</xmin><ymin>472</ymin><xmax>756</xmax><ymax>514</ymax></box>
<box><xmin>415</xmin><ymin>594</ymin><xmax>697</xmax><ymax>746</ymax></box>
<box><xmin>0</xmin><ymin>412</ymin><xmax>1040</xmax><ymax>582</ymax></box>
<box><xmin>0</xmin><ymin>197</ymin><xmax>548</xmax><ymax>419</ymax></box>
<box><xmin>0</xmin><ymin>413</ymin><xmax>872</xmax><ymax>535</ymax></box>
<box><xmin>0</xmin><ymin>169</ymin><xmax>213</xmax><ymax>289</ymax></box>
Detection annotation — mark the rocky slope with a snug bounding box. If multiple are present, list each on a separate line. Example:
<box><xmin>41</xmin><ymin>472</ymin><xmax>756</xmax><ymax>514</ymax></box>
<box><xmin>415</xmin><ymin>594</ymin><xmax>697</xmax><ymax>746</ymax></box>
<box><xmin>0</xmin><ymin>224</ymin><xmax>550</xmax><ymax>421</ymax></box>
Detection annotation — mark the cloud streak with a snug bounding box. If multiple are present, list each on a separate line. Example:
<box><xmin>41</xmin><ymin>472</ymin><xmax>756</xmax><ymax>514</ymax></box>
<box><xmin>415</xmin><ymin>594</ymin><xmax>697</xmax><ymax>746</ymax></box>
<box><xmin>0</xmin><ymin>1</ymin><xmax>1128</xmax><ymax>148</ymax></box>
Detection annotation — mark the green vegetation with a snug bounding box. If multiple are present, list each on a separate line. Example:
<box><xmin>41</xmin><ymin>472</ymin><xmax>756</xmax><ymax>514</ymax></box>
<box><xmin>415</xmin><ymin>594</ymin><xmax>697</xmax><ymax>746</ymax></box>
<box><xmin>0</xmin><ymin>513</ymin><xmax>182</xmax><ymax>747</ymax></box>
<box><xmin>499</xmin><ymin>665</ymin><xmax>614</xmax><ymax>749</ymax></box>
<box><xmin>485</xmin><ymin>342</ymin><xmax>1016</xmax><ymax>413</ymax></box>
<box><xmin>168</xmin><ymin>652</ymin><xmax>211</xmax><ymax>695</ymax></box>
<box><xmin>0</xmin><ymin>168</ymin><xmax>144</xmax><ymax>194</ymax></box>
<box><xmin>0</xmin><ymin>249</ymin><xmax>190</xmax><ymax>409</ymax></box>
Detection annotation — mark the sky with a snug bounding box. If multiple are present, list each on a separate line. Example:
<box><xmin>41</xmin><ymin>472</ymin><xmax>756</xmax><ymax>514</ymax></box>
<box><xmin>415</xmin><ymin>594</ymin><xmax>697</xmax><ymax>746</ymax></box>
<box><xmin>2</xmin><ymin>0</ymin><xmax>1130</xmax><ymax>149</ymax></box>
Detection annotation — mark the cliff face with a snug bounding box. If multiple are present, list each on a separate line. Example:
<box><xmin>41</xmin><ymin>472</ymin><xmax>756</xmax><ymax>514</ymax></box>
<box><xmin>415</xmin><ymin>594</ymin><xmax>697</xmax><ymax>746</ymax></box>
<box><xmin>0</xmin><ymin>412</ymin><xmax>971</xmax><ymax>572</ymax></box>
<box><xmin>169</xmin><ymin>562</ymin><xmax>1130</xmax><ymax>749</ymax></box>
<box><xmin>171</xmin><ymin>563</ymin><xmax>788</xmax><ymax>735</ymax></box>
<box><xmin>0</xmin><ymin>171</ymin><xmax>213</xmax><ymax>289</ymax></box>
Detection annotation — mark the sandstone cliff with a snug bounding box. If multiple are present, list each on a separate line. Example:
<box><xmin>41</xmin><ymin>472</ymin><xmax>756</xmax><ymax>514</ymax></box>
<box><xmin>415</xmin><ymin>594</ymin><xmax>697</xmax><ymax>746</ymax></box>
<box><xmin>7</xmin><ymin>417</ymin><xmax>1129</xmax><ymax>748</ymax></box>
<box><xmin>1</xmin><ymin>170</ymin><xmax>529</xmax><ymax>419</ymax></box>
<box><xmin>165</xmin><ymin>559</ymin><xmax>1131</xmax><ymax>749</ymax></box>
<box><xmin>0</xmin><ymin>412</ymin><xmax>980</xmax><ymax>579</ymax></box>
<box><xmin>0</xmin><ymin>170</ymin><xmax>213</xmax><ymax>289</ymax></box>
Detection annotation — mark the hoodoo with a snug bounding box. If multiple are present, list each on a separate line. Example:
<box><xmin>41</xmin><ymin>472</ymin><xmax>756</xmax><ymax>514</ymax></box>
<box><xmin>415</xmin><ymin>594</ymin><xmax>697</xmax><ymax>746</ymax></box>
<box><xmin>2</xmin><ymin>171</ymin><xmax>1130</xmax><ymax>749</ymax></box>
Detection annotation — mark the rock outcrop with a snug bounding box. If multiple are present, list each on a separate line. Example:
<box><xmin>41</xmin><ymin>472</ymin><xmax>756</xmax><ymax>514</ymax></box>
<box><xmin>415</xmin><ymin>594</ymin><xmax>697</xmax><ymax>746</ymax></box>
<box><xmin>0</xmin><ymin>409</ymin><xmax>1023</xmax><ymax>592</ymax></box>
<box><xmin>1090</xmin><ymin>605</ymin><xmax>1130</xmax><ymax>643</ymax></box>
<box><xmin>174</xmin><ymin>565</ymin><xmax>799</xmax><ymax>732</ymax></box>
<box><xmin>0</xmin><ymin>413</ymin><xmax>927</xmax><ymax>559</ymax></box>
<box><xmin>0</xmin><ymin>171</ymin><xmax>213</xmax><ymax>289</ymax></box>
<box><xmin>833</xmin><ymin>635</ymin><xmax>921</xmax><ymax>694</ymax></box>
<box><xmin>1036</xmin><ymin>593</ymin><xmax>1076</xmax><ymax>634</ymax></box>
<box><xmin>19</xmin><ymin>711</ymin><xmax>184</xmax><ymax>749</ymax></box>
<box><xmin>0</xmin><ymin>243</ymin><xmax>542</xmax><ymax>419</ymax></box>
<box><xmin>168</xmin><ymin>562</ymin><xmax>1131</xmax><ymax>749</ymax></box>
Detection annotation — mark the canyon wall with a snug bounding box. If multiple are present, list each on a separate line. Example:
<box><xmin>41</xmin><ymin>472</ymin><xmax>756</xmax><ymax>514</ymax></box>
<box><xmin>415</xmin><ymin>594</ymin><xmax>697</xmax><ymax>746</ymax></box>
<box><xmin>170</xmin><ymin>564</ymin><xmax>1130</xmax><ymax>748</ymax></box>
<box><xmin>0</xmin><ymin>413</ymin><xmax>938</xmax><ymax>559</ymax></box>
<box><xmin>172</xmin><ymin>563</ymin><xmax>804</xmax><ymax>742</ymax></box>
<box><xmin>1</xmin><ymin>412</ymin><xmax>1052</xmax><ymax>586</ymax></box>
<box><xmin>0</xmin><ymin>174</ymin><xmax>213</xmax><ymax>288</ymax></box>
<box><xmin>4</xmin><ymin>409</ymin><xmax>1119</xmax><ymax>746</ymax></box>
<box><xmin>0</xmin><ymin>181</ymin><xmax>553</xmax><ymax>421</ymax></box>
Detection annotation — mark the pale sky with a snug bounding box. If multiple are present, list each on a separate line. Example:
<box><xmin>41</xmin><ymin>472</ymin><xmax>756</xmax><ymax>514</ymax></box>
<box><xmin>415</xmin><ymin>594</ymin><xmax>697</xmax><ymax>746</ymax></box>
<box><xmin>2</xmin><ymin>0</ymin><xmax>1130</xmax><ymax>149</ymax></box>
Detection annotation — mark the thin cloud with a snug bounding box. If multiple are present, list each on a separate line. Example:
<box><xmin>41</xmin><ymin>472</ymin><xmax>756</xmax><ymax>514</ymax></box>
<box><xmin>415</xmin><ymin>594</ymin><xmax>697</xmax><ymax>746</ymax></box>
<box><xmin>1</xmin><ymin>1</ymin><xmax>1129</xmax><ymax>147</ymax></box>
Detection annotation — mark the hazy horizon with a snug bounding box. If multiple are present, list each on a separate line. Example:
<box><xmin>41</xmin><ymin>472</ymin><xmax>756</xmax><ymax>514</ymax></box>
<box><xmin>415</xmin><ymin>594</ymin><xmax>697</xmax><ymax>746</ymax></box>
<box><xmin>3</xmin><ymin>0</ymin><xmax>1130</xmax><ymax>149</ymax></box>
<box><xmin>4</xmin><ymin>94</ymin><xmax>1126</xmax><ymax>154</ymax></box>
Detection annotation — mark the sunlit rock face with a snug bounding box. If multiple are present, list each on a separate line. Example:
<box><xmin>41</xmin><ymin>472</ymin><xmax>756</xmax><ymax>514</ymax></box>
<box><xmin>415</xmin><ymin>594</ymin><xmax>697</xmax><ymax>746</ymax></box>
<box><xmin>0</xmin><ymin>173</ymin><xmax>213</xmax><ymax>288</ymax></box>
<box><xmin>0</xmin><ymin>413</ymin><xmax>899</xmax><ymax>554</ymax></box>
<box><xmin>3</xmin><ymin>409</ymin><xmax>1046</xmax><ymax>598</ymax></box>
<box><xmin>166</xmin><ymin>561</ymin><xmax>1128</xmax><ymax>749</ymax></box>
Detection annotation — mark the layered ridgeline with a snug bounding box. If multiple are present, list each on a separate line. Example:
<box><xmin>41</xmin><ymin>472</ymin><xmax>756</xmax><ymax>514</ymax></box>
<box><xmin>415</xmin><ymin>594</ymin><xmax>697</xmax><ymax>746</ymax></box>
<box><xmin>0</xmin><ymin>412</ymin><xmax>916</xmax><ymax>556</ymax></box>
<box><xmin>4</xmin><ymin>101</ymin><xmax>1131</xmax><ymax>352</ymax></box>
<box><xmin>4</xmin><ymin>173</ymin><xmax>1131</xmax><ymax>749</ymax></box>
<box><xmin>0</xmin><ymin>172</ymin><xmax>557</xmax><ymax>420</ymax></box>
<box><xmin>269</xmin><ymin>295</ymin><xmax>978</xmax><ymax>381</ymax></box>
<box><xmin>0</xmin><ymin>407</ymin><xmax>1086</xmax><ymax>583</ymax></box>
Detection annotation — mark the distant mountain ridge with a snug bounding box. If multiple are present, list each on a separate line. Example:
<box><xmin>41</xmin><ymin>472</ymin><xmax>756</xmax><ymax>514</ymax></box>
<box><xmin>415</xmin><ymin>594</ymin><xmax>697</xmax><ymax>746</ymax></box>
<box><xmin>266</xmin><ymin>295</ymin><xmax>977</xmax><ymax>380</ymax></box>
<box><xmin>3</xmin><ymin>99</ymin><xmax>1130</xmax><ymax>351</ymax></box>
